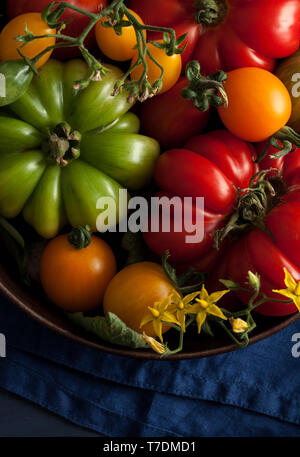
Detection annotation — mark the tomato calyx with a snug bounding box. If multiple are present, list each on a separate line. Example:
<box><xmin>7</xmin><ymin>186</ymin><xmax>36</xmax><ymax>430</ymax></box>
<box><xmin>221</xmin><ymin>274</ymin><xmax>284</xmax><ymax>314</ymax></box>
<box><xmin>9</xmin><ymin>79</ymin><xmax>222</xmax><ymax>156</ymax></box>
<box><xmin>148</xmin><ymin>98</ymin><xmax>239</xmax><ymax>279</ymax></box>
<box><xmin>256</xmin><ymin>126</ymin><xmax>300</xmax><ymax>163</ymax></box>
<box><xmin>67</xmin><ymin>225</ymin><xmax>92</xmax><ymax>250</ymax></box>
<box><xmin>42</xmin><ymin>122</ymin><xmax>81</xmax><ymax>167</ymax></box>
<box><xmin>181</xmin><ymin>60</ymin><xmax>227</xmax><ymax>111</ymax></box>
<box><xmin>162</xmin><ymin>251</ymin><xmax>207</xmax><ymax>294</ymax></box>
<box><xmin>194</xmin><ymin>0</ymin><xmax>228</xmax><ymax>27</ymax></box>
<box><xmin>214</xmin><ymin>170</ymin><xmax>287</xmax><ymax>250</ymax></box>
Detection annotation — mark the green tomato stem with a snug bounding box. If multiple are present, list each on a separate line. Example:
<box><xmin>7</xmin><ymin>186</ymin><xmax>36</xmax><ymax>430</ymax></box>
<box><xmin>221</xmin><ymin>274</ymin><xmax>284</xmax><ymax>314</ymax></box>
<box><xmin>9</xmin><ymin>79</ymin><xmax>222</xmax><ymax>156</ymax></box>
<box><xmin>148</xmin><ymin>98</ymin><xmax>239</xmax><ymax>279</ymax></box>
<box><xmin>68</xmin><ymin>226</ymin><xmax>92</xmax><ymax>250</ymax></box>
<box><xmin>17</xmin><ymin>0</ymin><xmax>185</xmax><ymax>100</ymax></box>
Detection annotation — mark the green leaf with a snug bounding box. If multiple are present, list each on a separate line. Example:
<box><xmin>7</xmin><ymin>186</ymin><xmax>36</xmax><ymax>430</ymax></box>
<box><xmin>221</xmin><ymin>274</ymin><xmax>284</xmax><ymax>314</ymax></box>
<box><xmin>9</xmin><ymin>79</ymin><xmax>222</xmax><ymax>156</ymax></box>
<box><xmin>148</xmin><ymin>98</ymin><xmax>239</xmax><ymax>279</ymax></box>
<box><xmin>219</xmin><ymin>279</ymin><xmax>241</xmax><ymax>291</ymax></box>
<box><xmin>42</xmin><ymin>2</ymin><xmax>66</xmax><ymax>29</ymax></box>
<box><xmin>202</xmin><ymin>319</ymin><xmax>214</xmax><ymax>337</ymax></box>
<box><xmin>67</xmin><ymin>312</ymin><xmax>148</xmax><ymax>349</ymax></box>
<box><xmin>161</xmin><ymin>251</ymin><xmax>178</xmax><ymax>286</ymax></box>
<box><xmin>121</xmin><ymin>231</ymin><xmax>148</xmax><ymax>266</ymax></box>
<box><xmin>0</xmin><ymin>216</ymin><xmax>29</xmax><ymax>283</ymax></box>
<box><xmin>175</xmin><ymin>33</ymin><xmax>188</xmax><ymax>47</ymax></box>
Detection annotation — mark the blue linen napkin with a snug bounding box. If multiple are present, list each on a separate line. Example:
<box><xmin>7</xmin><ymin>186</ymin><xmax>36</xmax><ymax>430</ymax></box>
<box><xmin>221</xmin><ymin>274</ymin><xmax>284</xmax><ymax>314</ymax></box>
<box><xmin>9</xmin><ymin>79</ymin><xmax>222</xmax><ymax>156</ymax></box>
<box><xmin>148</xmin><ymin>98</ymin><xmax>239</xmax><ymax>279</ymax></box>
<box><xmin>1</xmin><ymin>293</ymin><xmax>300</xmax><ymax>437</ymax></box>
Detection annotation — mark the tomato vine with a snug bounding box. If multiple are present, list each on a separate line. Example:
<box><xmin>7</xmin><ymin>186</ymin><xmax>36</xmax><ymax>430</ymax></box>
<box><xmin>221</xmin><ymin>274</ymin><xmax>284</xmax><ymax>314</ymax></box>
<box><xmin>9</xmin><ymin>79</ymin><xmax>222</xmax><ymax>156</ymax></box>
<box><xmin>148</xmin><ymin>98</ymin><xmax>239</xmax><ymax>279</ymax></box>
<box><xmin>15</xmin><ymin>0</ymin><xmax>187</xmax><ymax>100</ymax></box>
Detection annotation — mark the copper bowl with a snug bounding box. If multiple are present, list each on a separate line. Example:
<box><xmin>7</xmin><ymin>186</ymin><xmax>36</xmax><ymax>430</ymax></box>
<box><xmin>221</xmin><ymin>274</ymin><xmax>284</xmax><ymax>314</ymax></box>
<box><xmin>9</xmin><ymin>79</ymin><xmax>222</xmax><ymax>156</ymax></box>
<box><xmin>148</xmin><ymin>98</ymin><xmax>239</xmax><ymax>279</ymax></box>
<box><xmin>1</xmin><ymin>257</ymin><xmax>299</xmax><ymax>360</ymax></box>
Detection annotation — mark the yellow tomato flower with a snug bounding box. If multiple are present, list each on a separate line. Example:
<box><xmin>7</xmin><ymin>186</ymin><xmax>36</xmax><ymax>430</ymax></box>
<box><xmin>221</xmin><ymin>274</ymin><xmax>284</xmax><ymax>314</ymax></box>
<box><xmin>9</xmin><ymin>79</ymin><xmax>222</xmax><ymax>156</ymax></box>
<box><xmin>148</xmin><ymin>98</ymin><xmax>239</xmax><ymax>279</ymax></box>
<box><xmin>169</xmin><ymin>291</ymin><xmax>201</xmax><ymax>332</ymax></box>
<box><xmin>188</xmin><ymin>285</ymin><xmax>228</xmax><ymax>333</ymax></box>
<box><xmin>229</xmin><ymin>317</ymin><xmax>249</xmax><ymax>333</ymax></box>
<box><xmin>141</xmin><ymin>332</ymin><xmax>167</xmax><ymax>355</ymax></box>
<box><xmin>140</xmin><ymin>295</ymin><xmax>180</xmax><ymax>342</ymax></box>
<box><xmin>273</xmin><ymin>268</ymin><xmax>300</xmax><ymax>312</ymax></box>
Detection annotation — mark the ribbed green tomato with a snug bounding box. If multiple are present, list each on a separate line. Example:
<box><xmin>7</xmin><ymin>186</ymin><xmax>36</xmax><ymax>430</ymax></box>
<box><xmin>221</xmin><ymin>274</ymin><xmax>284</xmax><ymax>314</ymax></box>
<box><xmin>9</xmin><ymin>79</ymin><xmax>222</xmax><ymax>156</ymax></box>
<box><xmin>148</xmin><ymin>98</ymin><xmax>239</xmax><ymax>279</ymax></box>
<box><xmin>0</xmin><ymin>59</ymin><xmax>160</xmax><ymax>238</ymax></box>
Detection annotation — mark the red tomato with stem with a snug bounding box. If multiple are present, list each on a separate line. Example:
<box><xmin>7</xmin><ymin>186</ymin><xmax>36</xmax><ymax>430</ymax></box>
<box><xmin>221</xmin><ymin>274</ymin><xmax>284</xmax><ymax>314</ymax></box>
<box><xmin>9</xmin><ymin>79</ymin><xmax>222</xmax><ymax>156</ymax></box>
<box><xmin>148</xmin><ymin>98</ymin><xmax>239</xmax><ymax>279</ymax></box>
<box><xmin>129</xmin><ymin>0</ymin><xmax>300</xmax><ymax>74</ymax></box>
<box><xmin>143</xmin><ymin>130</ymin><xmax>257</xmax><ymax>268</ymax></box>
<box><xmin>214</xmin><ymin>143</ymin><xmax>300</xmax><ymax>316</ymax></box>
<box><xmin>6</xmin><ymin>0</ymin><xmax>107</xmax><ymax>60</ymax></box>
<box><xmin>140</xmin><ymin>77</ymin><xmax>210</xmax><ymax>149</ymax></box>
<box><xmin>128</xmin><ymin>0</ymin><xmax>195</xmax><ymax>27</ymax></box>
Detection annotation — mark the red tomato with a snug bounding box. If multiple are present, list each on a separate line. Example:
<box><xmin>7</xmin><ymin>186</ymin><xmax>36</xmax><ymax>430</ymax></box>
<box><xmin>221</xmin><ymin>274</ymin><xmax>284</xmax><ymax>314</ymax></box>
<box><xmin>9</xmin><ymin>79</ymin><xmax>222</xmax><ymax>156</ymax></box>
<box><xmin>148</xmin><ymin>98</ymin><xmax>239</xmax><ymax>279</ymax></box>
<box><xmin>216</xmin><ymin>144</ymin><xmax>300</xmax><ymax>316</ymax></box>
<box><xmin>128</xmin><ymin>0</ymin><xmax>194</xmax><ymax>27</ymax></box>
<box><xmin>143</xmin><ymin>130</ymin><xmax>257</xmax><ymax>267</ymax></box>
<box><xmin>129</xmin><ymin>0</ymin><xmax>300</xmax><ymax>74</ymax></box>
<box><xmin>140</xmin><ymin>77</ymin><xmax>210</xmax><ymax>149</ymax></box>
<box><xmin>6</xmin><ymin>0</ymin><xmax>107</xmax><ymax>60</ymax></box>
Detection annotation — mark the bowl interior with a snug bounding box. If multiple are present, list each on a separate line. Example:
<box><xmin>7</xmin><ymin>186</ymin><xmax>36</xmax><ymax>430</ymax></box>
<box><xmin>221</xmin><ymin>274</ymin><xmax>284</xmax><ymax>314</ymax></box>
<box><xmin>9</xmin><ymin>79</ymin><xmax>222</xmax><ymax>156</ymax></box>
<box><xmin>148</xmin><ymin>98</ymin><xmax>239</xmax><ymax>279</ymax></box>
<box><xmin>1</xmin><ymin>259</ymin><xmax>299</xmax><ymax>360</ymax></box>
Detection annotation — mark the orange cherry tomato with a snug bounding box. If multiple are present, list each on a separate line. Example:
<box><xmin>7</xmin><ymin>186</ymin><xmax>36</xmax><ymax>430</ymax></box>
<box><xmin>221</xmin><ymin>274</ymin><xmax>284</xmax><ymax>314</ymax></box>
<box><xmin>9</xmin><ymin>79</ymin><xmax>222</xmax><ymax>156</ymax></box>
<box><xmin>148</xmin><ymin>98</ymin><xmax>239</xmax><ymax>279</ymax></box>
<box><xmin>95</xmin><ymin>9</ymin><xmax>146</xmax><ymax>61</ymax></box>
<box><xmin>131</xmin><ymin>42</ymin><xmax>182</xmax><ymax>94</ymax></box>
<box><xmin>0</xmin><ymin>13</ymin><xmax>56</xmax><ymax>69</ymax></box>
<box><xmin>40</xmin><ymin>231</ymin><xmax>117</xmax><ymax>312</ymax></box>
<box><xmin>103</xmin><ymin>262</ymin><xmax>176</xmax><ymax>336</ymax></box>
<box><xmin>218</xmin><ymin>67</ymin><xmax>292</xmax><ymax>142</ymax></box>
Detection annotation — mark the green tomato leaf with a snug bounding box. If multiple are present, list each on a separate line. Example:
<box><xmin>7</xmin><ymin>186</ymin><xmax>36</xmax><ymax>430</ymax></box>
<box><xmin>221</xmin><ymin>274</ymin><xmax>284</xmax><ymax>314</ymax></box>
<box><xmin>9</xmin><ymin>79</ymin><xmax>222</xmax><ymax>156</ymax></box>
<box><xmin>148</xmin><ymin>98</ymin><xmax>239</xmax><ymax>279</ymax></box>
<box><xmin>0</xmin><ymin>60</ymin><xmax>33</xmax><ymax>106</ymax></box>
<box><xmin>121</xmin><ymin>231</ymin><xmax>148</xmax><ymax>266</ymax></box>
<box><xmin>67</xmin><ymin>311</ymin><xmax>148</xmax><ymax>349</ymax></box>
<box><xmin>0</xmin><ymin>216</ymin><xmax>29</xmax><ymax>284</ymax></box>
<box><xmin>202</xmin><ymin>319</ymin><xmax>214</xmax><ymax>337</ymax></box>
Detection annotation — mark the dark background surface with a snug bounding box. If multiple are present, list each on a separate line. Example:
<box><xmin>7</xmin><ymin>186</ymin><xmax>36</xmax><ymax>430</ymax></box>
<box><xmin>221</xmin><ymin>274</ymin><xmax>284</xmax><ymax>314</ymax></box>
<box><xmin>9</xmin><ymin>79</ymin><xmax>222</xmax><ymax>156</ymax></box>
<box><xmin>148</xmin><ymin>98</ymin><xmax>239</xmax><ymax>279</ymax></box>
<box><xmin>0</xmin><ymin>388</ymin><xmax>101</xmax><ymax>437</ymax></box>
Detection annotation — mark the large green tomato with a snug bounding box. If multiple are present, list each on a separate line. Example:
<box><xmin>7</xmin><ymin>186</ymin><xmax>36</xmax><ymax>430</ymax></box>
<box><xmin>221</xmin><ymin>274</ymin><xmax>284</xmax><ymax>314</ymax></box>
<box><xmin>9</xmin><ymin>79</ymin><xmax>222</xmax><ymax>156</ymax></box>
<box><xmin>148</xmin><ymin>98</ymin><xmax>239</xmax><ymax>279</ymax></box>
<box><xmin>0</xmin><ymin>59</ymin><xmax>160</xmax><ymax>238</ymax></box>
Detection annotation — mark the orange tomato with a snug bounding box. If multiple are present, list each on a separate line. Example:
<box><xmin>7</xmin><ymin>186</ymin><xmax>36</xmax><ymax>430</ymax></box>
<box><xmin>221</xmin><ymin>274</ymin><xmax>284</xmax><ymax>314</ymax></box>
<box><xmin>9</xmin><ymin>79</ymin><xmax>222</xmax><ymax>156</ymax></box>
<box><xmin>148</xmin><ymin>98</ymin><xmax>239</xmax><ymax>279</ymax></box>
<box><xmin>103</xmin><ymin>262</ymin><xmax>176</xmax><ymax>336</ymax></box>
<box><xmin>40</xmin><ymin>233</ymin><xmax>117</xmax><ymax>312</ymax></box>
<box><xmin>0</xmin><ymin>13</ymin><xmax>56</xmax><ymax>69</ymax></box>
<box><xmin>131</xmin><ymin>42</ymin><xmax>182</xmax><ymax>94</ymax></box>
<box><xmin>218</xmin><ymin>67</ymin><xmax>292</xmax><ymax>142</ymax></box>
<box><xmin>95</xmin><ymin>9</ymin><xmax>146</xmax><ymax>61</ymax></box>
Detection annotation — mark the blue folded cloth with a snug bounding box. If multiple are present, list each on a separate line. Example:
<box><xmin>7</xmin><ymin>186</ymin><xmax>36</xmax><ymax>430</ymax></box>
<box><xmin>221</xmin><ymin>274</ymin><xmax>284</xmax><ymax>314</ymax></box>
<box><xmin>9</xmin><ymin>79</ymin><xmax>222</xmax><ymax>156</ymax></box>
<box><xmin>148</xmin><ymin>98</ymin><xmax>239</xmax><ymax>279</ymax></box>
<box><xmin>1</xmin><ymin>293</ymin><xmax>300</xmax><ymax>437</ymax></box>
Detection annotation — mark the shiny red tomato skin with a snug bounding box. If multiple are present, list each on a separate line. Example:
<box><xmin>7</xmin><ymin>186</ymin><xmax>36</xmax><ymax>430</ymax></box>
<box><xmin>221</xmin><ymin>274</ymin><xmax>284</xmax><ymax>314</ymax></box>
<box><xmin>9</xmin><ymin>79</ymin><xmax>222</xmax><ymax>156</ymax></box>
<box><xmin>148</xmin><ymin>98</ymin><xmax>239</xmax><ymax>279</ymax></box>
<box><xmin>219</xmin><ymin>145</ymin><xmax>300</xmax><ymax>316</ymax></box>
<box><xmin>140</xmin><ymin>78</ymin><xmax>209</xmax><ymax>149</ymax></box>
<box><xmin>194</xmin><ymin>0</ymin><xmax>300</xmax><ymax>74</ymax></box>
<box><xmin>143</xmin><ymin>130</ymin><xmax>257</xmax><ymax>265</ymax></box>
<box><xmin>128</xmin><ymin>0</ymin><xmax>194</xmax><ymax>27</ymax></box>
<box><xmin>130</xmin><ymin>0</ymin><xmax>300</xmax><ymax>74</ymax></box>
<box><xmin>6</xmin><ymin>0</ymin><xmax>107</xmax><ymax>59</ymax></box>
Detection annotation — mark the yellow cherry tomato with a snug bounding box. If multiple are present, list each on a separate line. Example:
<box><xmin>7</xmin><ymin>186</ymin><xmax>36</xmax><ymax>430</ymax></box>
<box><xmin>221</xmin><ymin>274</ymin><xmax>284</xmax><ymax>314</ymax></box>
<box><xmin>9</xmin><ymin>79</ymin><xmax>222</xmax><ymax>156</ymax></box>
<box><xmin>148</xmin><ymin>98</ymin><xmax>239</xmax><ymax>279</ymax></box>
<box><xmin>130</xmin><ymin>41</ymin><xmax>182</xmax><ymax>94</ymax></box>
<box><xmin>95</xmin><ymin>9</ymin><xmax>146</xmax><ymax>61</ymax></box>
<box><xmin>218</xmin><ymin>67</ymin><xmax>292</xmax><ymax>142</ymax></box>
<box><xmin>103</xmin><ymin>262</ymin><xmax>176</xmax><ymax>336</ymax></box>
<box><xmin>0</xmin><ymin>13</ymin><xmax>56</xmax><ymax>69</ymax></box>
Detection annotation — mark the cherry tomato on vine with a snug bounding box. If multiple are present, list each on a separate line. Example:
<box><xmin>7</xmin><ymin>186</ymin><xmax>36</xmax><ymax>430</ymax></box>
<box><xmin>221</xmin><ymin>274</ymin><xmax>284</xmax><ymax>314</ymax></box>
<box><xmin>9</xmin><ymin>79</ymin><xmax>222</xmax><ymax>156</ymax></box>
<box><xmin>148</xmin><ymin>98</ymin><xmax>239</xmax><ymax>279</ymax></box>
<box><xmin>95</xmin><ymin>9</ymin><xmax>146</xmax><ymax>62</ymax></box>
<box><xmin>40</xmin><ymin>228</ymin><xmax>117</xmax><ymax>312</ymax></box>
<box><xmin>0</xmin><ymin>13</ymin><xmax>56</xmax><ymax>69</ymax></box>
<box><xmin>218</xmin><ymin>67</ymin><xmax>292</xmax><ymax>142</ymax></box>
<box><xmin>131</xmin><ymin>42</ymin><xmax>182</xmax><ymax>94</ymax></box>
<box><xmin>103</xmin><ymin>262</ymin><xmax>176</xmax><ymax>336</ymax></box>
<box><xmin>149</xmin><ymin>20</ymin><xmax>201</xmax><ymax>71</ymax></box>
<box><xmin>6</xmin><ymin>0</ymin><xmax>107</xmax><ymax>60</ymax></box>
<box><xmin>143</xmin><ymin>130</ymin><xmax>257</xmax><ymax>267</ymax></box>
